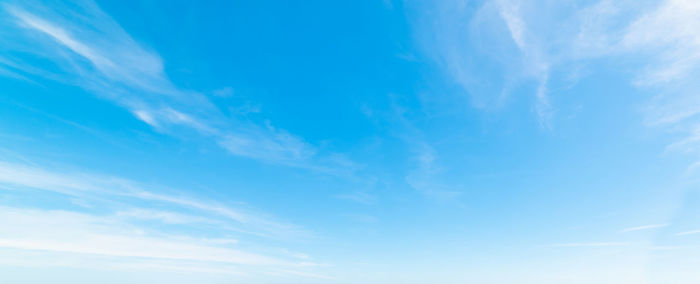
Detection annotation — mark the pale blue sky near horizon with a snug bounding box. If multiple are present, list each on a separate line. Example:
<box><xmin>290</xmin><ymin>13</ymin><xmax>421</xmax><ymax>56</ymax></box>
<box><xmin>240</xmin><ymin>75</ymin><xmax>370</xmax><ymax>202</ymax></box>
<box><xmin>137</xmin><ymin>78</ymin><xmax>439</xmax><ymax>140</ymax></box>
<box><xmin>1</xmin><ymin>0</ymin><xmax>700</xmax><ymax>283</ymax></box>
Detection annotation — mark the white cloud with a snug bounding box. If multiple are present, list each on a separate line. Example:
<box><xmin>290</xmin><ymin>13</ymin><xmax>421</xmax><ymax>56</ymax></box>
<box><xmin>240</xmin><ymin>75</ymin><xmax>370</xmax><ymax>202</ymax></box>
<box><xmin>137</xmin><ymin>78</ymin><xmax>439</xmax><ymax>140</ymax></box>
<box><xmin>212</xmin><ymin>86</ymin><xmax>235</xmax><ymax>98</ymax></box>
<box><xmin>0</xmin><ymin>207</ymin><xmax>282</xmax><ymax>266</ymax></box>
<box><xmin>0</xmin><ymin>161</ymin><xmax>302</xmax><ymax>238</ymax></box>
<box><xmin>219</xmin><ymin>127</ymin><xmax>316</xmax><ymax>164</ymax></box>
<box><xmin>414</xmin><ymin>0</ymin><xmax>700</xmax><ymax>158</ymax></box>
<box><xmin>271</xmin><ymin>269</ymin><xmax>335</xmax><ymax>280</ymax></box>
<box><xmin>335</xmin><ymin>191</ymin><xmax>376</xmax><ymax>205</ymax></box>
<box><xmin>534</xmin><ymin>74</ymin><xmax>552</xmax><ymax>129</ymax></box>
<box><xmin>620</xmin><ymin>224</ymin><xmax>668</xmax><ymax>233</ymax></box>
<box><xmin>676</xmin><ymin>230</ymin><xmax>700</xmax><ymax>236</ymax></box>
<box><xmin>0</xmin><ymin>159</ymin><xmax>332</xmax><ymax>279</ymax></box>
<box><xmin>403</xmin><ymin>132</ymin><xmax>460</xmax><ymax>198</ymax></box>
<box><xmin>611</xmin><ymin>0</ymin><xmax>700</xmax><ymax>162</ymax></box>
<box><xmin>412</xmin><ymin>0</ymin><xmax>553</xmax><ymax>127</ymax></box>
<box><xmin>0</xmin><ymin>206</ymin><xmax>332</xmax><ymax>280</ymax></box>
<box><xmin>115</xmin><ymin>208</ymin><xmax>219</xmax><ymax>225</ymax></box>
<box><xmin>10</xmin><ymin>8</ymin><xmax>113</xmax><ymax>74</ymax></box>
<box><xmin>0</xmin><ymin>0</ymin><xmax>354</xmax><ymax>172</ymax></box>
<box><xmin>496</xmin><ymin>0</ymin><xmax>526</xmax><ymax>50</ymax></box>
<box><xmin>622</xmin><ymin>0</ymin><xmax>700</xmax><ymax>85</ymax></box>
<box><xmin>545</xmin><ymin>242</ymin><xmax>632</xmax><ymax>247</ymax></box>
<box><xmin>3</xmin><ymin>1</ymin><xmax>174</xmax><ymax>96</ymax></box>
<box><xmin>383</xmin><ymin>97</ymin><xmax>461</xmax><ymax>198</ymax></box>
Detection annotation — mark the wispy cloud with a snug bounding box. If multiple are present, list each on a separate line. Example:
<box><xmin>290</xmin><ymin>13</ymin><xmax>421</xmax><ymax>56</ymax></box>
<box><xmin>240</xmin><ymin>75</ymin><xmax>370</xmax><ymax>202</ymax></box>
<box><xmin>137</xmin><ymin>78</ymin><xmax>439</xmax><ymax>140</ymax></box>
<box><xmin>115</xmin><ymin>208</ymin><xmax>222</xmax><ymax>225</ymax></box>
<box><xmin>404</xmin><ymin>143</ymin><xmax>461</xmax><ymax>199</ymax></box>
<box><xmin>0</xmin><ymin>0</ymin><xmax>355</xmax><ymax>174</ymax></box>
<box><xmin>675</xmin><ymin>230</ymin><xmax>700</xmax><ymax>236</ymax></box>
<box><xmin>0</xmin><ymin>249</ymin><xmax>247</xmax><ymax>275</ymax></box>
<box><xmin>212</xmin><ymin>86</ymin><xmax>235</xmax><ymax>98</ymax></box>
<box><xmin>554</xmin><ymin>0</ymin><xmax>700</xmax><ymax>169</ymax></box>
<box><xmin>0</xmin><ymin>160</ymin><xmax>303</xmax><ymax>238</ymax></box>
<box><xmin>615</xmin><ymin>0</ymin><xmax>700</xmax><ymax>165</ymax></box>
<box><xmin>571</xmin><ymin>0</ymin><xmax>700</xmax><ymax>154</ymax></box>
<box><xmin>335</xmin><ymin>191</ymin><xmax>376</xmax><ymax>205</ymax></box>
<box><xmin>411</xmin><ymin>0</ymin><xmax>554</xmax><ymax>127</ymax></box>
<box><xmin>621</xmin><ymin>0</ymin><xmax>700</xmax><ymax>86</ymax></box>
<box><xmin>0</xmin><ymin>207</ymin><xmax>282</xmax><ymax>266</ymax></box>
<box><xmin>544</xmin><ymin>242</ymin><xmax>631</xmax><ymax>248</ymax></box>
<box><xmin>382</xmin><ymin>96</ymin><xmax>461</xmax><ymax>198</ymax></box>
<box><xmin>415</xmin><ymin>0</ymin><xmax>700</xmax><ymax>162</ymax></box>
<box><xmin>0</xmin><ymin>206</ymin><xmax>331</xmax><ymax>280</ymax></box>
<box><xmin>271</xmin><ymin>269</ymin><xmax>336</xmax><ymax>280</ymax></box>
<box><xmin>0</xmin><ymin>160</ymin><xmax>329</xmax><ymax>279</ymax></box>
<box><xmin>620</xmin><ymin>224</ymin><xmax>668</xmax><ymax>233</ymax></box>
<box><xmin>495</xmin><ymin>0</ymin><xmax>553</xmax><ymax>127</ymax></box>
<box><xmin>496</xmin><ymin>0</ymin><xmax>526</xmax><ymax>50</ymax></box>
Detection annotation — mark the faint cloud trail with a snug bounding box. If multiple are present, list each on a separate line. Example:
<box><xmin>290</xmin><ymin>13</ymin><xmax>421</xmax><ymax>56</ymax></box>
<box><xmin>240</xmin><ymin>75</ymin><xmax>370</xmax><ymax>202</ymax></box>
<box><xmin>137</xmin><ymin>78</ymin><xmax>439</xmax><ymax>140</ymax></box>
<box><xmin>620</xmin><ymin>224</ymin><xmax>668</xmax><ymax>233</ymax></box>
<box><xmin>0</xmin><ymin>0</ymin><xmax>357</xmax><ymax>176</ymax></box>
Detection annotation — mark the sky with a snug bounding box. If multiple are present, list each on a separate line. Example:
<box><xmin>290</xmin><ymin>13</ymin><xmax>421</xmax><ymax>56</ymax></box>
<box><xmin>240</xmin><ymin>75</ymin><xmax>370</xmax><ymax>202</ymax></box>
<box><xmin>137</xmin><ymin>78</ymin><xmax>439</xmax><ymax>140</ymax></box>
<box><xmin>1</xmin><ymin>0</ymin><xmax>700</xmax><ymax>283</ymax></box>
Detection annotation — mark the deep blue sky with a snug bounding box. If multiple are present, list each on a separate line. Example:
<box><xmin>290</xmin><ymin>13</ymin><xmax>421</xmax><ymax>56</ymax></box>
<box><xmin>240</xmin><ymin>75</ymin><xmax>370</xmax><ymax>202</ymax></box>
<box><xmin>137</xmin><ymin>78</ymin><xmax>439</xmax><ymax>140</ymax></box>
<box><xmin>1</xmin><ymin>0</ymin><xmax>700</xmax><ymax>283</ymax></box>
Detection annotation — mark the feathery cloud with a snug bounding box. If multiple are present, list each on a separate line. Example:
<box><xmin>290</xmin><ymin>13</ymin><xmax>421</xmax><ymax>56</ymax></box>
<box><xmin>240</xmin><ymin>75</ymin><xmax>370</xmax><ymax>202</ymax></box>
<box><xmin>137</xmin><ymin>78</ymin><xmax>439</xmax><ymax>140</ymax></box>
<box><xmin>676</xmin><ymin>230</ymin><xmax>700</xmax><ymax>236</ymax></box>
<box><xmin>620</xmin><ymin>224</ymin><xmax>668</xmax><ymax>233</ymax></box>
<box><xmin>0</xmin><ymin>159</ymin><xmax>330</xmax><ymax>279</ymax></box>
<box><xmin>545</xmin><ymin>242</ymin><xmax>631</xmax><ymax>248</ymax></box>
<box><xmin>0</xmin><ymin>160</ymin><xmax>302</xmax><ymax>238</ymax></box>
<box><xmin>0</xmin><ymin>0</ymin><xmax>354</xmax><ymax>173</ymax></box>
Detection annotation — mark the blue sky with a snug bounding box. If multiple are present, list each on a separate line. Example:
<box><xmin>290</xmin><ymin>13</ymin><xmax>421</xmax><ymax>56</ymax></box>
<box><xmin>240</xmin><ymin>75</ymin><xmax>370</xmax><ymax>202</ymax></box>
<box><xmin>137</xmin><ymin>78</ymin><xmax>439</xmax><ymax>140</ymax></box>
<box><xmin>1</xmin><ymin>0</ymin><xmax>700</xmax><ymax>283</ymax></box>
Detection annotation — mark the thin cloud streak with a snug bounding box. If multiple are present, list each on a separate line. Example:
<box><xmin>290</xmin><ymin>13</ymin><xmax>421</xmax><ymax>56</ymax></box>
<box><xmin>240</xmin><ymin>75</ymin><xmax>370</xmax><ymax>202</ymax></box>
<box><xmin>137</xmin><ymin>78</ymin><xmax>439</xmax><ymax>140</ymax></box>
<box><xmin>0</xmin><ymin>206</ymin><xmax>326</xmax><ymax>279</ymax></box>
<box><xmin>0</xmin><ymin>160</ymin><xmax>303</xmax><ymax>239</ymax></box>
<box><xmin>620</xmin><ymin>224</ymin><xmax>668</xmax><ymax>233</ymax></box>
<box><xmin>496</xmin><ymin>0</ymin><xmax>553</xmax><ymax>128</ymax></box>
<box><xmin>0</xmin><ymin>160</ymin><xmax>330</xmax><ymax>279</ymax></box>
<box><xmin>544</xmin><ymin>242</ymin><xmax>632</xmax><ymax>248</ymax></box>
<box><xmin>676</xmin><ymin>230</ymin><xmax>700</xmax><ymax>236</ymax></box>
<box><xmin>383</xmin><ymin>96</ymin><xmax>461</xmax><ymax>198</ymax></box>
<box><xmin>0</xmin><ymin>250</ymin><xmax>246</xmax><ymax>275</ymax></box>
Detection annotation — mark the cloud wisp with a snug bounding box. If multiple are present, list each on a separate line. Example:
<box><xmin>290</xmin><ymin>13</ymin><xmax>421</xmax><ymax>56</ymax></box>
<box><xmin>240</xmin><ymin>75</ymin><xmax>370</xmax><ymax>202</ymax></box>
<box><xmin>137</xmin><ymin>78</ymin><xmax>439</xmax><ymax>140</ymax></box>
<box><xmin>380</xmin><ymin>96</ymin><xmax>462</xmax><ymax>198</ymax></box>
<box><xmin>544</xmin><ymin>242</ymin><xmax>632</xmax><ymax>248</ymax></box>
<box><xmin>0</xmin><ymin>0</ymin><xmax>355</xmax><ymax>175</ymax></box>
<box><xmin>0</xmin><ymin>160</ymin><xmax>326</xmax><ymax>278</ymax></box>
<box><xmin>411</xmin><ymin>0</ymin><xmax>554</xmax><ymax>127</ymax></box>
<box><xmin>620</xmin><ymin>224</ymin><xmax>668</xmax><ymax>233</ymax></box>
<box><xmin>0</xmin><ymin>207</ymin><xmax>282</xmax><ymax>266</ymax></box>
<box><xmin>495</xmin><ymin>0</ymin><xmax>553</xmax><ymax>128</ymax></box>
<box><xmin>676</xmin><ymin>230</ymin><xmax>700</xmax><ymax>236</ymax></box>
<box><xmin>0</xmin><ymin>160</ymin><xmax>302</xmax><ymax>238</ymax></box>
<box><xmin>413</xmin><ymin>0</ymin><xmax>700</xmax><ymax>141</ymax></box>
